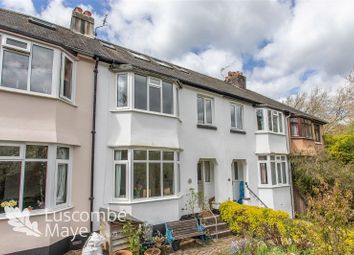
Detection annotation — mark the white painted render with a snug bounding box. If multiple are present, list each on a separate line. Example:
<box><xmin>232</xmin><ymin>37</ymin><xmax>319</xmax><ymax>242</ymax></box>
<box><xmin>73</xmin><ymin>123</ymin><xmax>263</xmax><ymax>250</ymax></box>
<box><xmin>93</xmin><ymin>63</ymin><xmax>293</xmax><ymax>228</ymax></box>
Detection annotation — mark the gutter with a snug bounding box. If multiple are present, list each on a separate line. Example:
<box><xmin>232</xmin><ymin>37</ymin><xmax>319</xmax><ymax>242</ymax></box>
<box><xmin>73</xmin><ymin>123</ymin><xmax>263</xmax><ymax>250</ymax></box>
<box><xmin>89</xmin><ymin>56</ymin><xmax>99</xmax><ymax>232</ymax></box>
<box><xmin>285</xmin><ymin>114</ymin><xmax>296</xmax><ymax>218</ymax></box>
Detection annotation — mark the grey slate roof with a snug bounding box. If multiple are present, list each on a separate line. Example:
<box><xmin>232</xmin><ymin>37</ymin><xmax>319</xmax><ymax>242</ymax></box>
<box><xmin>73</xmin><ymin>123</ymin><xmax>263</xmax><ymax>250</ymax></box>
<box><xmin>0</xmin><ymin>8</ymin><xmax>326</xmax><ymax>124</ymax></box>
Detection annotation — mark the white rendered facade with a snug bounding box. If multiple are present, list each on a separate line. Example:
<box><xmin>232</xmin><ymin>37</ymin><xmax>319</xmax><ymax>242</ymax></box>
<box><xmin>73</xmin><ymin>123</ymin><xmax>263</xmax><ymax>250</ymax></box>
<box><xmin>93</xmin><ymin>64</ymin><xmax>293</xmax><ymax>228</ymax></box>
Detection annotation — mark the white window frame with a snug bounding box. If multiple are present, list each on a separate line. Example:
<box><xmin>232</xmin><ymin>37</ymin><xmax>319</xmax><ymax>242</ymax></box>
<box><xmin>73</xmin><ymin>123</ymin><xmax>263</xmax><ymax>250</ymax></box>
<box><xmin>60</xmin><ymin>53</ymin><xmax>76</xmax><ymax>103</ymax></box>
<box><xmin>0</xmin><ymin>34</ymin><xmax>59</xmax><ymax>97</ymax></box>
<box><xmin>197</xmin><ymin>94</ymin><xmax>214</xmax><ymax>125</ymax></box>
<box><xmin>258</xmin><ymin>154</ymin><xmax>289</xmax><ymax>187</ymax></box>
<box><xmin>112</xmin><ymin>149</ymin><xmax>129</xmax><ymax>201</ymax></box>
<box><xmin>266</xmin><ymin>109</ymin><xmax>285</xmax><ymax>134</ymax></box>
<box><xmin>230</xmin><ymin>102</ymin><xmax>244</xmax><ymax>130</ymax></box>
<box><xmin>116</xmin><ymin>73</ymin><xmax>130</xmax><ymax>109</ymax></box>
<box><xmin>147</xmin><ymin>76</ymin><xmax>162</xmax><ymax>113</ymax></box>
<box><xmin>0</xmin><ymin>143</ymin><xmax>73</xmax><ymax>215</ymax></box>
<box><xmin>54</xmin><ymin>146</ymin><xmax>72</xmax><ymax>209</ymax></box>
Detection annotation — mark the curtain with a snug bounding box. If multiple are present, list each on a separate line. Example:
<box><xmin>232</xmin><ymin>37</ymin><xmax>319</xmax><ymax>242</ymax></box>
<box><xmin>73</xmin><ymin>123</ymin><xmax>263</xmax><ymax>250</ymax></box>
<box><xmin>56</xmin><ymin>164</ymin><xmax>67</xmax><ymax>204</ymax></box>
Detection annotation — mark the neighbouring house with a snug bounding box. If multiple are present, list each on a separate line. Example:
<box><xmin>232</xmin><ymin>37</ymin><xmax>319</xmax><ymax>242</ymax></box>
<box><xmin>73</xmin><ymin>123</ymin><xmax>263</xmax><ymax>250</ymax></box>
<box><xmin>0</xmin><ymin>7</ymin><xmax>326</xmax><ymax>255</ymax></box>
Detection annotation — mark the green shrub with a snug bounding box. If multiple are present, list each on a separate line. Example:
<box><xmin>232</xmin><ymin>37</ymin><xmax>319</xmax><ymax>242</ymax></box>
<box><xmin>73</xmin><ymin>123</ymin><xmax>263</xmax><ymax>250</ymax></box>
<box><xmin>219</xmin><ymin>201</ymin><xmax>313</xmax><ymax>249</ymax></box>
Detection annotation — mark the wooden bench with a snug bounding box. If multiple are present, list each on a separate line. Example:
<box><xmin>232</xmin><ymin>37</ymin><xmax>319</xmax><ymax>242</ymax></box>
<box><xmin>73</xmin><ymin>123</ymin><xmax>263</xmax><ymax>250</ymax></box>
<box><xmin>165</xmin><ymin>218</ymin><xmax>205</xmax><ymax>251</ymax></box>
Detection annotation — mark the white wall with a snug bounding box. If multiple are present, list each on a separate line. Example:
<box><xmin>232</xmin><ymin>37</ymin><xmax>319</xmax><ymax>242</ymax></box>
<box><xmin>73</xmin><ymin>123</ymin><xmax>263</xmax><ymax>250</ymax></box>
<box><xmin>94</xmin><ymin>66</ymin><xmax>293</xmax><ymax>228</ymax></box>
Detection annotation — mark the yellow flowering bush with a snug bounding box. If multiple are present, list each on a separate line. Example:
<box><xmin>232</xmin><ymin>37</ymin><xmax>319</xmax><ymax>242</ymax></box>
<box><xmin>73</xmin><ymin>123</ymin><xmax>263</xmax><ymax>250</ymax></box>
<box><xmin>219</xmin><ymin>201</ymin><xmax>314</xmax><ymax>249</ymax></box>
<box><xmin>0</xmin><ymin>200</ymin><xmax>17</xmax><ymax>208</ymax></box>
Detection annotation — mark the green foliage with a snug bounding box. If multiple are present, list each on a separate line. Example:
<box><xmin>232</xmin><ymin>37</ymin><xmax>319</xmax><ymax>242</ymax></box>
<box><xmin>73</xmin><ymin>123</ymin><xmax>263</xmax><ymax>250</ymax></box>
<box><xmin>304</xmin><ymin>182</ymin><xmax>354</xmax><ymax>255</ymax></box>
<box><xmin>122</xmin><ymin>221</ymin><xmax>143</xmax><ymax>255</ymax></box>
<box><xmin>291</xmin><ymin>153</ymin><xmax>354</xmax><ymax>208</ymax></box>
<box><xmin>325</xmin><ymin>132</ymin><xmax>354</xmax><ymax>164</ymax></box>
<box><xmin>219</xmin><ymin>201</ymin><xmax>313</xmax><ymax>250</ymax></box>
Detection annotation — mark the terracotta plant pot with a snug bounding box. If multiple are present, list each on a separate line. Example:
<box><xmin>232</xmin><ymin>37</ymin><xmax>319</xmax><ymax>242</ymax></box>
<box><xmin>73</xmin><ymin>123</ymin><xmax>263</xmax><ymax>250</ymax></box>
<box><xmin>114</xmin><ymin>250</ymin><xmax>133</xmax><ymax>255</ymax></box>
<box><xmin>144</xmin><ymin>248</ymin><xmax>161</xmax><ymax>255</ymax></box>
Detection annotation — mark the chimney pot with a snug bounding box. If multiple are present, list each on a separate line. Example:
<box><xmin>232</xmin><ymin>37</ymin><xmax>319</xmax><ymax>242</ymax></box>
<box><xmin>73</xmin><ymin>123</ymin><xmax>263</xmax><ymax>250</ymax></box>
<box><xmin>224</xmin><ymin>71</ymin><xmax>246</xmax><ymax>89</ymax></box>
<box><xmin>83</xmin><ymin>10</ymin><xmax>92</xmax><ymax>17</ymax></box>
<box><xmin>74</xmin><ymin>6</ymin><xmax>83</xmax><ymax>13</ymax></box>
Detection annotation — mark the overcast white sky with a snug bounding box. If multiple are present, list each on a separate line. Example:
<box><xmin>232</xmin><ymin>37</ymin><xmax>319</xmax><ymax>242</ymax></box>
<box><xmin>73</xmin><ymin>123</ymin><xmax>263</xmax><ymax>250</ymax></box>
<box><xmin>1</xmin><ymin>0</ymin><xmax>353</xmax><ymax>100</ymax></box>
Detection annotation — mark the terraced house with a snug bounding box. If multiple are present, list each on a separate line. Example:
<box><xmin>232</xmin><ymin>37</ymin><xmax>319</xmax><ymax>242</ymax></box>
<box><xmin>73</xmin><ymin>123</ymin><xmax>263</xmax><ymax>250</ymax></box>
<box><xmin>0</xmin><ymin>7</ymin><xmax>325</xmax><ymax>255</ymax></box>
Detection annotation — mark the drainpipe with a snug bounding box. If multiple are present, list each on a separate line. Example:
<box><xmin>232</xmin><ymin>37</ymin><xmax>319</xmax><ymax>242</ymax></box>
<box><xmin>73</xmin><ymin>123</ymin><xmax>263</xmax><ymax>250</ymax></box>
<box><xmin>285</xmin><ymin>114</ymin><xmax>295</xmax><ymax>218</ymax></box>
<box><xmin>89</xmin><ymin>56</ymin><xmax>99</xmax><ymax>232</ymax></box>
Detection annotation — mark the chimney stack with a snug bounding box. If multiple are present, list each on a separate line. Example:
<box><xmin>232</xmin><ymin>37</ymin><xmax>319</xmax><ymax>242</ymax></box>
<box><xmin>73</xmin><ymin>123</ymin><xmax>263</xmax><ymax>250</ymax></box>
<box><xmin>224</xmin><ymin>71</ymin><xmax>246</xmax><ymax>89</ymax></box>
<box><xmin>70</xmin><ymin>7</ymin><xmax>94</xmax><ymax>38</ymax></box>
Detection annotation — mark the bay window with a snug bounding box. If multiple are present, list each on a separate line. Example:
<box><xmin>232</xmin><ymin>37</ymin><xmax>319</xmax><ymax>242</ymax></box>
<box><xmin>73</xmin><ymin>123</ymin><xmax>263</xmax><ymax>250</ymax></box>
<box><xmin>0</xmin><ymin>143</ymin><xmax>72</xmax><ymax>213</ymax></box>
<box><xmin>230</xmin><ymin>103</ymin><xmax>243</xmax><ymax>130</ymax></box>
<box><xmin>268</xmin><ymin>110</ymin><xmax>284</xmax><ymax>133</ymax></box>
<box><xmin>197</xmin><ymin>95</ymin><xmax>213</xmax><ymax>125</ymax></box>
<box><xmin>290</xmin><ymin>117</ymin><xmax>314</xmax><ymax>139</ymax></box>
<box><xmin>258</xmin><ymin>155</ymin><xmax>288</xmax><ymax>187</ymax></box>
<box><xmin>1</xmin><ymin>35</ymin><xmax>54</xmax><ymax>95</ymax></box>
<box><xmin>113</xmin><ymin>149</ymin><xmax>179</xmax><ymax>201</ymax></box>
<box><xmin>131</xmin><ymin>74</ymin><xmax>174</xmax><ymax>115</ymax></box>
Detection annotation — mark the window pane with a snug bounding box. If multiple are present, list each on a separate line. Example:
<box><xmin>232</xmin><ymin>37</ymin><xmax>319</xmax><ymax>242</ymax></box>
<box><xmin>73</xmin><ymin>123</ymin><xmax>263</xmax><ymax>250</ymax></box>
<box><xmin>23</xmin><ymin>161</ymin><xmax>47</xmax><ymax>210</ymax></box>
<box><xmin>133</xmin><ymin>163</ymin><xmax>147</xmax><ymax>199</ymax></box>
<box><xmin>30</xmin><ymin>45</ymin><xmax>53</xmax><ymax>94</ymax></box>
<box><xmin>260</xmin><ymin>163</ymin><xmax>268</xmax><ymax>184</ymax></box>
<box><xmin>279</xmin><ymin>113</ymin><xmax>283</xmax><ymax>133</ymax></box>
<box><xmin>197</xmin><ymin>97</ymin><xmax>204</xmax><ymax>124</ymax></box>
<box><xmin>204</xmin><ymin>161</ymin><xmax>211</xmax><ymax>182</ymax></box>
<box><xmin>282</xmin><ymin>162</ymin><xmax>287</xmax><ymax>184</ymax></box>
<box><xmin>117</xmin><ymin>74</ymin><xmax>128</xmax><ymax>107</ymax></box>
<box><xmin>176</xmin><ymin>87</ymin><xmax>179</xmax><ymax>116</ymax></box>
<box><xmin>57</xmin><ymin>147</ymin><xmax>69</xmax><ymax>160</ymax></box>
<box><xmin>114</xmin><ymin>150</ymin><xmax>128</xmax><ymax>160</ymax></box>
<box><xmin>149</xmin><ymin>151</ymin><xmax>161</xmax><ymax>160</ymax></box>
<box><xmin>197</xmin><ymin>163</ymin><xmax>202</xmax><ymax>182</ymax></box>
<box><xmin>291</xmin><ymin>123</ymin><xmax>299</xmax><ymax>136</ymax></box>
<box><xmin>162</xmin><ymin>82</ymin><xmax>173</xmax><ymax>114</ymax></box>
<box><xmin>114</xmin><ymin>164</ymin><xmax>126</xmax><ymax>198</ymax></box>
<box><xmin>134</xmin><ymin>75</ymin><xmax>147</xmax><ymax>110</ymax></box>
<box><xmin>149</xmin><ymin>85</ymin><xmax>161</xmax><ymax>112</ymax></box>
<box><xmin>233</xmin><ymin>162</ymin><xmax>239</xmax><ymax>180</ymax></box>
<box><xmin>63</xmin><ymin>57</ymin><xmax>73</xmax><ymax>100</ymax></box>
<box><xmin>1</xmin><ymin>50</ymin><xmax>29</xmax><ymax>90</ymax></box>
<box><xmin>0</xmin><ymin>162</ymin><xmax>21</xmax><ymax>213</ymax></box>
<box><xmin>273</xmin><ymin>114</ymin><xmax>278</xmax><ymax>132</ymax></box>
<box><xmin>271</xmin><ymin>162</ymin><xmax>277</xmax><ymax>185</ymax></box>
<box><xmin>258</xmin><ymin>155</ymin><xmax>267</xmax><ymax>161</ymax></box>
<box><xmin>0</xmin><ymin>146</ymin><xmax>20</xmax><ymax>157</ymax></box>
<box><xmin>163</xmin><ymin>151</ymin><xmax>174</xmax><ymax>161</ymax></box>
<box><xmin>277</xmin><ymin>163</ymin><xmax>282</xmax><ymax>184</ymax></box>
<box><xmin>177</xmin><ymin>164</ymin><xmax>180</xmax><ymax>193</ymax></box>
<box><xmin>268</xmin><ymin>110</ymin><xmax>272</xmax><ymax>131</ymax></box>
<box><xmin>314</xmin><ymin>125</ymin><xmax>321</xmax><ymax>142</ymax></box>
<box><xmin>133</xmin><ymin>150</ymin><xmax>146</xmax><ymax>160</ymax></box>
<box><xmin>236</xmin><ymin>105</ymin><xmax>243</xmax><ymax>129</ymax></box>
<box><xmin>256</xmin><ymin>109</ymin><xmax>264</xmax><ymax>130</ymax></box>
<box><xmin>205</xmin><ymin>100</ymin><xmax>212</xmax><ymax>124</ymax></box>
<box><xmin>149</xmin><ymin>163</ymin><xmax>161</xmax><ymax>197</ymax></box>
<box><xmin>230</xmin><ymin>105</ymin><xmax>235</xmax><ymax>128</ymax></box>
<box><xmin>163</xmin><ymin>163</ymin><xmax>174</xmax><ymax>196</ymax></box>
<box><xmin>56</xmin><ymin>163</ymin><xmax>68</xmax><ymax>205</ymax></box>
<box><xmin>26</xmin><ymin>145</ymin><xmax>48</xmax><ymax>159</ymax></box>
<box><xmin>6</xmin><ymin>38</ymin><xmax>27</xmax><ymax>49</ymax></box>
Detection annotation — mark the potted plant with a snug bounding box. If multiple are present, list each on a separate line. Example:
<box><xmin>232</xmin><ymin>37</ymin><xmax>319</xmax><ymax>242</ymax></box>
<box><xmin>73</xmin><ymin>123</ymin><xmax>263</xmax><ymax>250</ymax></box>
<box><xmin>121</xmin><ymin>221</ymin><xmax>143</xmax><ymax>255</ymax></box>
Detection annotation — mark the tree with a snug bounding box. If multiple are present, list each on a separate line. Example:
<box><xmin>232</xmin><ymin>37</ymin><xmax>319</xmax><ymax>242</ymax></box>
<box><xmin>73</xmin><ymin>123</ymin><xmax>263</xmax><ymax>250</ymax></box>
<box><xmin>283</xmin><ymin>69</ymin><xmax>354</xmax><ymax>133</ymax></box>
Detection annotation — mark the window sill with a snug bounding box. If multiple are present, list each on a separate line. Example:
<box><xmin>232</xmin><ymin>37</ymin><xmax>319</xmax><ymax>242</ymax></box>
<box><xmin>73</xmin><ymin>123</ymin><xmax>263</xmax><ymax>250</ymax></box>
<box><xmin>110</xmin><ymin>108</ymin><xmax>182</xmax><ymax>122</ymax></box>
<box><xmin>109</xmin><ymin>194</ymin><xmax>183</xmax><ymax>205</ymax></box>
<box><xmin>0</xmin><ymin>205</ymin><xmax>74</xmax><ymax>221</ymax></box>
<box><xmin>197</xmin><ymin>124</ymin><xmax>217</xmax><ymax>130</ymax></box>
<box><xmin>255</xmin><ymin>131</ymin><xmax>286</xmax><ymax>136</ymax></box>
<box><xmin>230</xmin><ymin>128</ymin><xmax>246</xmax><ymax>134</ymax></box>
<box><xmin>0</xmin><ymin>86</ymin><xmax>77</xmax><ymax>108</ymax></box>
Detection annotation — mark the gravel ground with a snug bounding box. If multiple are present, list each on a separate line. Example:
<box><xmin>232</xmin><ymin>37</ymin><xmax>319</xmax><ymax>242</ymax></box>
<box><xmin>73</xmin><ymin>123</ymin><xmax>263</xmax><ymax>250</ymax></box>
<box><xmin>172</xmin><ymin>236</ymin><xmax>234</xmax><ymax>255</ymax></box>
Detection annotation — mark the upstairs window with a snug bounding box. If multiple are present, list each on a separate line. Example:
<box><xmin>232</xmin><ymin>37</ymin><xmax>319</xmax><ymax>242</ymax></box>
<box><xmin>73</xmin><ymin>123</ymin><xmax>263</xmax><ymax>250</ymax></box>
<box><xmin>314</xmin><ymin>124</ymin><xmax>321</xmax><ymax>142</ymax></box>
<box><xmin>197</xmin><ymin>95</ymin><xmax>213</xmax><ymax>125</ymax></box>
<box><xmin>1</xmin><ymin>36</ymin><xmax>54</xmax><ymax>95</ymax></box>
<box><xmin>267</xmin><ymin>110</ymin><xmax>284</xmax><ymax>133</ymax></box>
<box><xmin>230</xmin><ymin>103</ymin><xmax>243</xmax><ymax>130</ymax></box>
<box><xmin>256</xmin><ymin>109</ymin><xmax>264</xmax><ymax>130</ymax></box>
<box><xmin>133</xmin><ymin>74</ymin><xmax>174</xmax><ymax>115</ymax></box>
<box><xmin>290</xmin><ymin>118</ymin><xmax>314</xmax><ymax>139</ymax></box>
<box><xmin>60</xmin><ymin>55</ymin><xmax>74</xmax><ymax>101</ymax></box>
<box><xmin>117</xmin><ymin>74</ymin><xmax>128</xmax><ymax>107</ymax></box>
